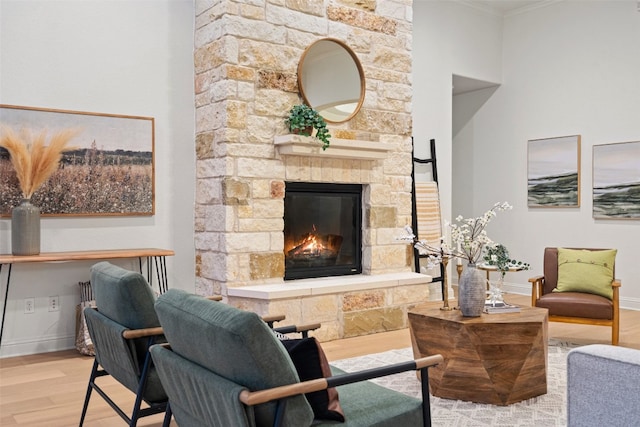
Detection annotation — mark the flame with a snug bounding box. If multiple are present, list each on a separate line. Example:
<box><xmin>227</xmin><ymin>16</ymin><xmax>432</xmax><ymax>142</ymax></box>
<box><xmin>298</xmin><ymin>232</ymin><xmax>326</xmax><ymax>255</ymax></box>
<box><xmin>285</xmin><ymin>224</ymin><xmax>343</xmax><ymax>265</ymax></box>
<box><xmin>287</xmin><ymin>224</ymin><xmax>329</xmax><ymax>257</ymax></box>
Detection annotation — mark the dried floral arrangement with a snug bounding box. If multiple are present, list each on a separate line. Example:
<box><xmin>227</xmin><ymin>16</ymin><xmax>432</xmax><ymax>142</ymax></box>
<box><xmin>399</xmin><ymin>201</ymin><xmax>515</xmax><ymax>266</ymax></box>
<box><xmin>0</xmin><ymin>126</ymin><xmax>78</xmax><ymax>199</ymax></box>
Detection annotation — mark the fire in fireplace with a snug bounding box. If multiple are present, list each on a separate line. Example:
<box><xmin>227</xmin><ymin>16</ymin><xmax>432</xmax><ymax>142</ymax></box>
<box><xmin>284</xmin><ymin>182</ymin><xmax>362</xmax><ymax>280</ymax></box>
<box><xmin>286</xmin><ymin>225</ymin><xmax>344</xmax><ymax>266</ymax></box>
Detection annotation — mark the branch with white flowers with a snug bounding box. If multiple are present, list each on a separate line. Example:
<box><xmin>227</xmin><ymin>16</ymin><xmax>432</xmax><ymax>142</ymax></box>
<box><xmin>398</xmin><ymin>201</ymin><xmax>515</xmax><ymax>267</ymax></box>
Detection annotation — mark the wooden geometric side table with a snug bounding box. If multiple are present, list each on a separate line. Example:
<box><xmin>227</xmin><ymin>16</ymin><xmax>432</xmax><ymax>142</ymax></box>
<box><xmin>408</xmin><ymin>305</ymin><xmax>548</xmax><ymax>405</ymax></box>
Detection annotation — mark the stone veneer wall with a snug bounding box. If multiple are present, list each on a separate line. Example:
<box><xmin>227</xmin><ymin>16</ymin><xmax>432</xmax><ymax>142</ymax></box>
<box><xmin>193</xmin><ymin>0</ymin><xmax>420</xmax><ymax>339</ymax></box>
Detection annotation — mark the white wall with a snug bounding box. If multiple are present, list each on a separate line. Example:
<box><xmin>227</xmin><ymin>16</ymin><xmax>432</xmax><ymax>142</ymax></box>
<box><xmin>412</xmin><ymin>0</ymin><xmax>503</xmax><ymax>287</ymax></box>
<box><xmin>0</xmin><ymin>0</ymin><xmax>196</xmax><ymax>357</ymax></box>
<box><xmin>414</xmin><ymin>0</ymin><xmax>640</xmax><ymax>308</ymax></box>
<box><xmin>413</xmin><ymin>0</ymin><xmax>503</xmax><ymax>232</ymax></box>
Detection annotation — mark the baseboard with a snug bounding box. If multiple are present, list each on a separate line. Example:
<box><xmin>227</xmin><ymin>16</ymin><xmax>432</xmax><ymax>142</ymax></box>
<box><xmin>0</xmin><ymin>334</ymin><xmax>75</xmax><ymax>358</ymax></box>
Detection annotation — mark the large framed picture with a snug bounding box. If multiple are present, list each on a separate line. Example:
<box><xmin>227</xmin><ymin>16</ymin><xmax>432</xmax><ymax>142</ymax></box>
<box><xmin>0</xmin><ymin>104</ymin><xmax>154</xmax><ymax>216</ymax></box>
<box><xmin>593</xmin><ymin>140</ymin><xmax>640</xmax><ymax>219</ymax></box>
<box><xmin>527</xmin><ymin>135</ymin><xmax>581</xmax><ymax>208</ymax></box>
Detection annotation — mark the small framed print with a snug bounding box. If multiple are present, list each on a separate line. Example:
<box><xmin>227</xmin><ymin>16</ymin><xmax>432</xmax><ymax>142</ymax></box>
<box><xmin>593</xmin><ymin>140</ymin><xmax>640</xmax><ymax>219</ymax></box>
<box><xmin>527</xmin><ymin>135</ymin><xmax>581</xmax><ymax>208</ymax></box>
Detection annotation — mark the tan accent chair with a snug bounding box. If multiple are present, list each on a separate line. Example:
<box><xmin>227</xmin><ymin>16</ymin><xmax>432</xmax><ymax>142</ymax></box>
<box><xmin>529</xmin><ymin>247</ymin><xmax>621</xmax><ymax>345</ymax></box>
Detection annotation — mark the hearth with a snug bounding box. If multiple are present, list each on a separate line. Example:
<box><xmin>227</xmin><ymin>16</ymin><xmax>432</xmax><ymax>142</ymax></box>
<box><xmin>283</xmin><ymin>182</ymin><xmax>362</xmax><ymax>280</ymax></box>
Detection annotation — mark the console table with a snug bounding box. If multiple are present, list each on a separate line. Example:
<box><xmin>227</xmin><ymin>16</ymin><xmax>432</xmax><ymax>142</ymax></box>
<box><xmin>0</xmin><ymin>248</ymin><xmax>174</xmax><ymax>348</ymax></box>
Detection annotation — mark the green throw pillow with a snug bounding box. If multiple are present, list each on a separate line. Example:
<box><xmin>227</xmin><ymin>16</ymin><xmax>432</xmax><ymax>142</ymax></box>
<box><xmin>554</xmin><ymin>248</ymin><xmax>616</xmax><ymax>300</ymax></box>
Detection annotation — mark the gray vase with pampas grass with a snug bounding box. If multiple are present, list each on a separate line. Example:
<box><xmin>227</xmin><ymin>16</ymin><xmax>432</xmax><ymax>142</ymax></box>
<box><xmin>11</xmin><ymin>199</ymin><xmax>40</xmax><ymax>255</ymax></box>
<box><xmin>0</xmin><ymin>126</ymin><xmax>77</xmax><ymax>255</ymax></box>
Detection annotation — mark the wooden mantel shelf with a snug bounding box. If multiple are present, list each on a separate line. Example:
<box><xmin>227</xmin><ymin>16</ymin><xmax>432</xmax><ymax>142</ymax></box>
<box><xmin>274</xmin><ymin>134</ymin><xmax>392</xmax><ymax>160</ymax></box>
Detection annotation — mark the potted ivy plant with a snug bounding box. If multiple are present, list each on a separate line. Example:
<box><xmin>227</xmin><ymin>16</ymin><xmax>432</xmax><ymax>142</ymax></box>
<box><xmin>286</xmin><ymin>104</ymin><xmax>331</xmax><ymax>150</ymax></box>
<box><xmin>482</xmin><ymin>244</ymin><xmax>530</xmax><ymax>278</ymax></box>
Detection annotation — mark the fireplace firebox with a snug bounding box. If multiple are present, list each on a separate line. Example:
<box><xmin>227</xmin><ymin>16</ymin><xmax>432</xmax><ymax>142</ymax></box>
<box><xmin>283</xmin><ymin>182</ymin><xmax>362</xmax><ymax>280</ymax></box>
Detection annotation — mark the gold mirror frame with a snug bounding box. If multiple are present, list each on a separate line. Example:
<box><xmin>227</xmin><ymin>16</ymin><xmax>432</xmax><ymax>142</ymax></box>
<box><xmin>297</xmin><ymin>38</ymin><xmax>366</xmax><ymax>124</ymax></box>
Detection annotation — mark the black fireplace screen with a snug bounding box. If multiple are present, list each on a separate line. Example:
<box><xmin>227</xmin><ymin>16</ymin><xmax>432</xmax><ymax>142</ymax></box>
<box><xmin>284</xmin><ymin>182</ymin><xmax>362</xmax><ymax>280</ymax></box>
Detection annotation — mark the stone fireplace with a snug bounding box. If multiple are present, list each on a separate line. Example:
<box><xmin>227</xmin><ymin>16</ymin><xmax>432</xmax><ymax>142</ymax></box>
<box><xmin>193</xmin><ymin>1</ymin><xmax>430</xmax><ymax>341</ymax></box>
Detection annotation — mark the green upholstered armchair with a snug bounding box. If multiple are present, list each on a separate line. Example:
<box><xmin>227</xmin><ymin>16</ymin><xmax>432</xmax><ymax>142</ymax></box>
<box><xmin>529</xmin><ymin>247</ymin><xmax>621</xmax><ymax>345</ymax></box>
<box><xmin>78</xmin><ymin>261</ymin><xmax>311</xmax><ymax>426</ymax></box>
<box><xmin>150</xmin><ymin>289</ymin><xmax>443</xmax><ymax>427</ymax></box>
<box><xmin>79</xmin><ymin>262</ymin><xmax>168</xmax><ymax>426</ymax></box>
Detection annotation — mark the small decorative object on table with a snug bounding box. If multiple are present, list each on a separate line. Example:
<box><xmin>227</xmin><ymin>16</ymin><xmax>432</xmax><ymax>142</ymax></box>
<box><xmin>286</xmin><ymin>104</ymin><xmax>331</xmax><ymax>150</ymax></box>
<box><xmin>483</xmin><ymin>301</ymin><xmax>521</xmax><ymax>314</ymax></box>
<box><xmin>482</xmin><ymin>243</ymin><xmax>530</xmax><ymax>306</ymax></box>
<box><xmin>0</xmin><ymin>126</ymin><xmax>77</xmax><ymax>255</ymax></box>
<box><xmin>399</xmin><ymin>201</ymin><xmax>527</xmax><ymax>317</ymax></box>
<box><xmin>439</xmin><ymin>254</ymin><xmax>453</xmax><ymax>311</ymax></box>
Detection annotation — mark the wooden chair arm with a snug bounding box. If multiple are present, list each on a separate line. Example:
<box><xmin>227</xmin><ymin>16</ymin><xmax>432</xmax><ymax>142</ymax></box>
<box><xmin>122</xmin><ymin>326</ymin><xmax>164</xmax><ymax>339</ymax></box>
<box><xmin>273</xmin><ymin>323</ymin><xmax>322</xmax><ymax>338</ymax></box>
<box><xmin>205</xmin><ymin>295</ymin><xmax>223</xmax><ymax>301</ymax></box>
<box><xmin>612</xmin><ymin>279</ymin><xmax>621</xmax><ymax>288</ymax></box>
<box><xmin>261</xmin><ymin>314</ymin><xmax>286</xmax><ymax>328</ymax></box>
<box><xmin>415</xmin><ymin>354</ymin><xmax>445</xmax><ymax>370</ymax></box>
<box><xmin>239</xmin><ymin>354</ymin><xmax>443</xmax><ymax>406</ymax></box>
<box><xmin>528</xmin><ymin>275</ymin><xmax>544</xmax><ymax>283</ymax></box>
<box><xmin>529</xmin><ymin>275</ymin><xmax>545</xmax><ymax>306</ymax></box>
<box><xmin>240</xmin><ymin>378</ymin><xmax>328</xmax><ymax>406</ymax></box>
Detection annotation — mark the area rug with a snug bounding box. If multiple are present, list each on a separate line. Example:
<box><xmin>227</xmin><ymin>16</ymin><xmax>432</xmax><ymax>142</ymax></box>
<box><xmin>330</xmin><ymin>339</ymin><xmax>578</xmax><ymax>426</ymax></box>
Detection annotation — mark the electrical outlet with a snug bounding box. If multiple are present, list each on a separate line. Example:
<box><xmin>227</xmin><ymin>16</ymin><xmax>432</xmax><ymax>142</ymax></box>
<box><xmin>24</xmin><ymin>298</ymin><xmax>35</xmax><ymax>314</ymax></box>
<box><xmin>49</xmin><ymin>296</ymin><xmax>60</xmax><ymax>312</ymax></box>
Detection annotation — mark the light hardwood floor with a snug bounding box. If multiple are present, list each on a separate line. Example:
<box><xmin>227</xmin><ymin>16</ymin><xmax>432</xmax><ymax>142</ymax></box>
<box><xmin>1</xmin><ymin>293</ymin><xmax>638</xmax><ymax>426</ymax></box>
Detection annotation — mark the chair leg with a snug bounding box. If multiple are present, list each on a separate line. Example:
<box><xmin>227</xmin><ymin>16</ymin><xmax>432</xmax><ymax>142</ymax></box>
<box><xmin>129</xmin><ymin>383</ymin><xmax>146</xmax><ymax>427</ymax></box>
<box><xmin>129</xmin><ymin>338</ymin><xmax>156</xmax><ymax>427</ymax></box>
<box><xmin>80</xmin><ymin>338</ymin><xmax>165</xmax><ymax>427</ymax></box>
<box><xmin>420</xmin><ymin>367</ymin><xmax>433</xmax><ymax>427</ymax></box>
<box><xmin>273</xmin><ymin>399</ymin><xmax>287</xmax><ymax>427</ymax></box>
<box><xmin>162</xmin><ymin>403</ymin><xmax>172</xmax><ymax>427</ymax></box>
<box><xmin>79</xmin><ymin>359</ymin><xmax>99</xmax><ymax>427</ymax></box>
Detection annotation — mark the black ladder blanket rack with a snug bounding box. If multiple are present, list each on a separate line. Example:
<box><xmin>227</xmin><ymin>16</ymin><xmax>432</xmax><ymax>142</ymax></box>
<box><xmin>411</xmin><ymin>138</ymin><xmax>446</xmax><ymax>300</ymax></box>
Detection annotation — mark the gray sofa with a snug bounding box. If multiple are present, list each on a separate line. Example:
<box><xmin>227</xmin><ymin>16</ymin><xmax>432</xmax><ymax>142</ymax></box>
<box><xmin>567</xmin><ymin>344</ymin><xmax>640</xmax><ymax>427</ymax></box>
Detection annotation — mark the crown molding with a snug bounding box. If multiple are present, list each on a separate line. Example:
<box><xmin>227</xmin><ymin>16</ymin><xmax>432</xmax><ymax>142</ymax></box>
<box><xmin>452</xmin><ymin>0</ymin><xmax>562</xmax><ymax>18</ymax></box>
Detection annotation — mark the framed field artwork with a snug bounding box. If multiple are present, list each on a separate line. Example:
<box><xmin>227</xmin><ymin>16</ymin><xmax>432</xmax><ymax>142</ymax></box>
<box><xmin>593</xmin><ymin>140</ymin><xmax>640</xmax><ymax>219</ymax></box>
<box><xmin>0</xmin><ymin>104</ymin><xmax>155</xmax><ymax>216</ymax></box>
<box><xmin>527</xmin><ymin>135</ymin><xmax>581</xmax><ymax>208</ymax></box>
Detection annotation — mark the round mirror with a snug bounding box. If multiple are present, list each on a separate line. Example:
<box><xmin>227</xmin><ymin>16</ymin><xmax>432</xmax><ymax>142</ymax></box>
<box><xmin>297</xmin><ymin>38</ymin><xmax>365</xmax><ymax>124</ymax></box>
